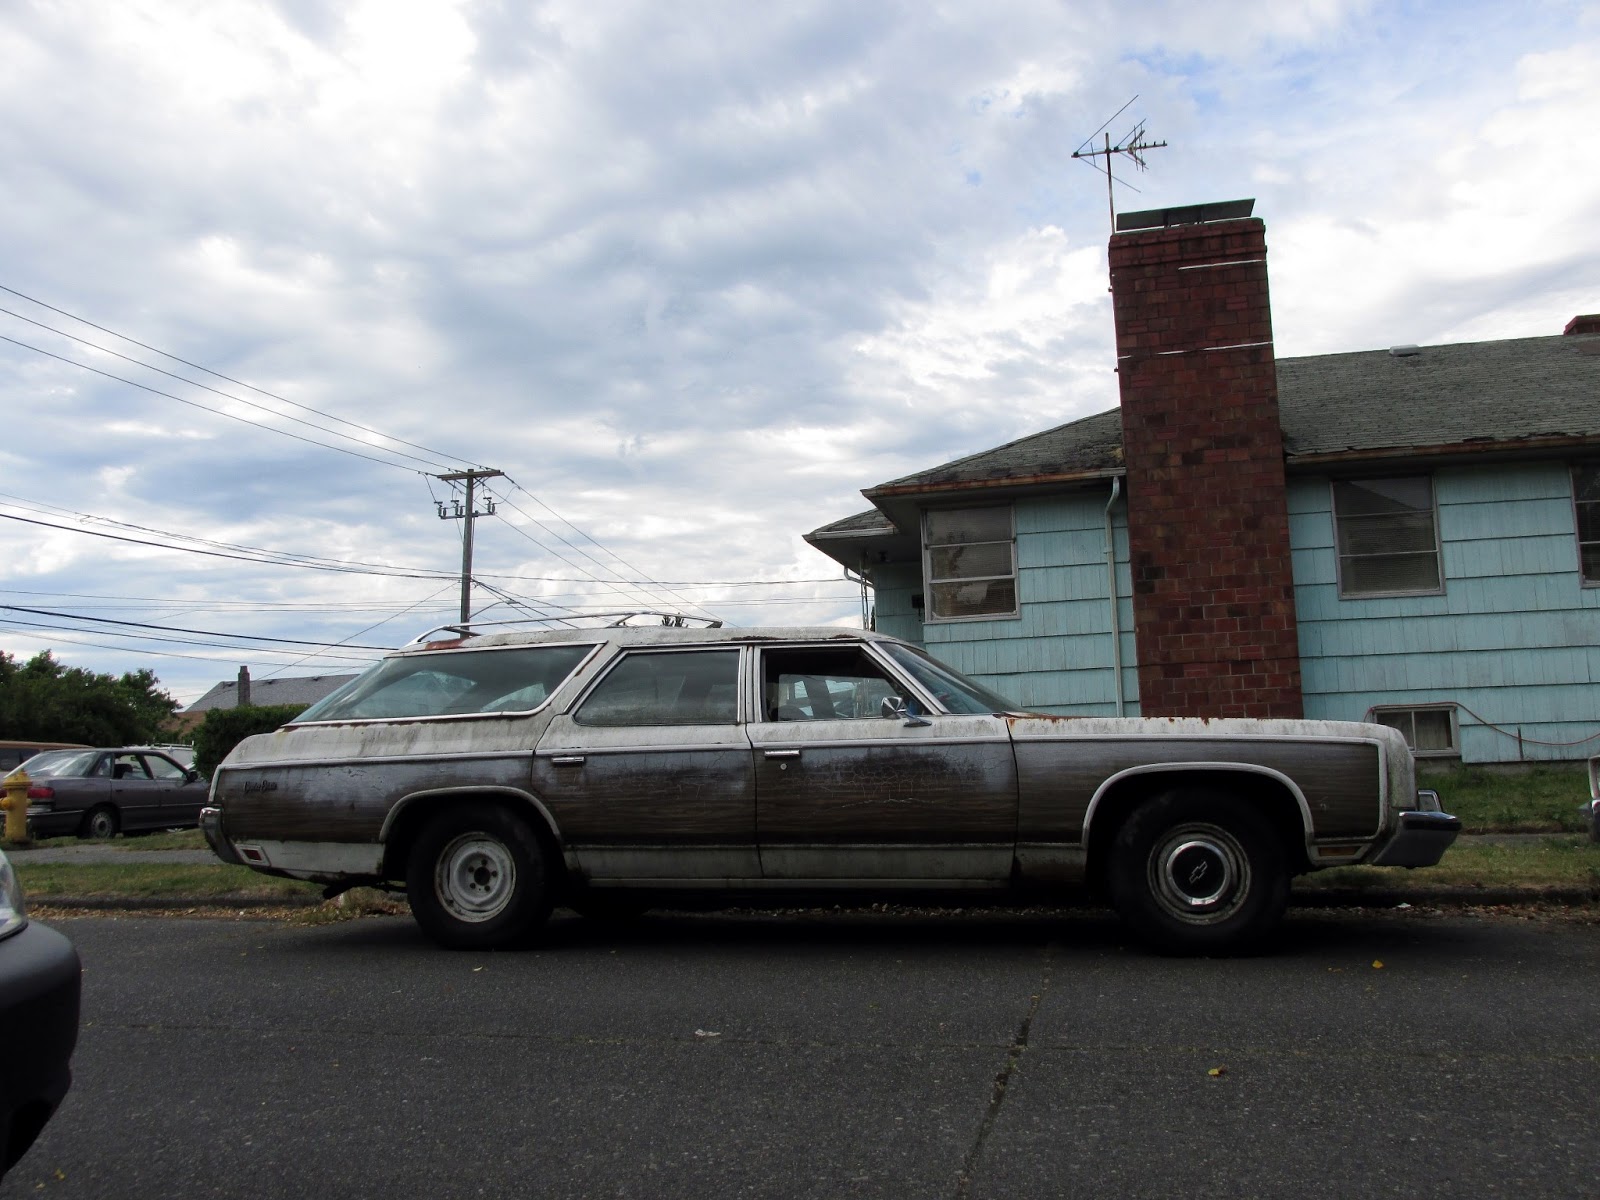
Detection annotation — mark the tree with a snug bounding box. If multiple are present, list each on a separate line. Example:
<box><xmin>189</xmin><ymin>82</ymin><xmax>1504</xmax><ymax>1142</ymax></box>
<box><xmin>0</xmin><ymin>651</ymin><xmax>180</xmax><ymax>745</ymax></box>
<box><xmin>191</xmin><ymin>704</ymin><xmax>307</xmax><ymax>779</ymax></box>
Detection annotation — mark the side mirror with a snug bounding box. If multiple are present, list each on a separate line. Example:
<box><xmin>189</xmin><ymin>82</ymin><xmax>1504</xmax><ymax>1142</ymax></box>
<box><xmin>880</xmin><ymin>696</ymin><xmax>932</xmax><ymax>727</ymax></box>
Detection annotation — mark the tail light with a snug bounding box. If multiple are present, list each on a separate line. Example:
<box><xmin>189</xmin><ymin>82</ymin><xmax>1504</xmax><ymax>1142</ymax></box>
<box><xmin>27</xmin><ymin>785</ymin><xmax>54</xmax><ymax>800</ymax></box>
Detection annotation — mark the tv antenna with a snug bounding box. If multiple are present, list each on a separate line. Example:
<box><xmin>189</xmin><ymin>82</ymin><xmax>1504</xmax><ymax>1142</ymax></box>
<box><xmin>1071</xmin><ymin>96</ymin><xmax>1167</xmax><ymax>230</ymax></box>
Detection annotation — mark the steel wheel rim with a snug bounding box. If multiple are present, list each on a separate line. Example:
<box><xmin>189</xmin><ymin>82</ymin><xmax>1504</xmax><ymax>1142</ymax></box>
<box><xmin>1149</xmin><ymin>823</ymin><xmax>1251</xmax><ymax>925</ymax></box>
<box><xmin>89</xmin><ymin>811</ymin><xmax>114</xmax><ymax>838</ymax></box>
<box><xmin>434</xmin><ymin>833</ymin><xmax>517</xmax><ymax>923</ymax></box>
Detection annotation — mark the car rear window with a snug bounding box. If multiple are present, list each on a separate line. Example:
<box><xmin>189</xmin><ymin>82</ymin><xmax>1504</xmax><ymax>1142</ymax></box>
<box><xmin>295</xmin><ymin>644</ymin><xmax>597</xmax><ymax>722</ymax></box>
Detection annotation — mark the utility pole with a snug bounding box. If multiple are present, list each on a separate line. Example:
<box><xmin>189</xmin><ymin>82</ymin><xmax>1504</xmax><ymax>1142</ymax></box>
<box><xmin>434</xmin><ymin>469</ymin><xmax>504</xmax><ymax>624</ymax></box>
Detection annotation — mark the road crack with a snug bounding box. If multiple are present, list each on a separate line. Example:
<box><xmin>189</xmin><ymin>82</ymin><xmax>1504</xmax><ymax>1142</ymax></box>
<box><xmin>952</xmin><ymin>942</ymin><xmax>1055</xmax><ymax>1199</ymax></box>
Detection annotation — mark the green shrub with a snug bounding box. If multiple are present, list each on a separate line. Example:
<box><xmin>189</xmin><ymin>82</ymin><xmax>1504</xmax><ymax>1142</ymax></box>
<box><xmin>192</xmin><ymin>704</ymin><xmax>307</xmax><ymax>778</ymax></box>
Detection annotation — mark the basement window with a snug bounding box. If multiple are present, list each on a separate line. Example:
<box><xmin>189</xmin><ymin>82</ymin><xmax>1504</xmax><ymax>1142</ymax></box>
<box><xmin>924</xmin><ymin>506</ymin><xmax>1018</xmax><ymax>621</ymax></box>
<box><xmin>1574</xmin><ymin>465</ymin><xmax>1600</xmax><ymax>585</ymax></box>
<box><xmin>1331</xmin><ymin>477</ymin><xmax>1443</xmax><ymax>597</ymax></box>
<box><xmin>1371</xmin><ymin>705</ymin><xmax>1458</xmax><ymax>757</ymax></box>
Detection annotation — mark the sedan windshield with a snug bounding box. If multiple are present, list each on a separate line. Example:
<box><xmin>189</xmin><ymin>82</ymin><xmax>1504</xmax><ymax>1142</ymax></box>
<box><xmin>295</xmin><ymin>643</ymin><xmax>597</xmax><ymax>722</ymax></box>
<box><xmin>879</xmin><ymin>643</ymin><xmax>1020</xmax><ymax>714</ymax></box>
<box><xmin>19</xmin><ymin>750</ymin><xmax>102</xmax><ymax>778</ymax></box>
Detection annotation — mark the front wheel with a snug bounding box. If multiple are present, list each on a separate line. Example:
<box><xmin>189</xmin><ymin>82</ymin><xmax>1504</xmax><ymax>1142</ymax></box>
<box><xmin>405</xmin><ymin>803</ymin><xmax>553</xmax><ymax>950</ymax></box>
<box><xmin>1108</xmin><ymin>790</ymin><xmax>1289</xmax><ymax>956</ymax></box>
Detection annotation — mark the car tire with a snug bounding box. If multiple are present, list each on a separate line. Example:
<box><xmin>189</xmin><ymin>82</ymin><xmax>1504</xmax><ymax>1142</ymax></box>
<box><xmin>80</xmin><ymin>806</ymin><xmax>119</xmax><ymax>840</ymax></box>
<box><xmin>1108</xmin><ymin>789</ymin><xmax>1289</xmax><ymax>956</ymax></box>
<box><xmin>405</xmin><ymin>803</ymin><xmax>552</xmax><ymax>950</ymax></box>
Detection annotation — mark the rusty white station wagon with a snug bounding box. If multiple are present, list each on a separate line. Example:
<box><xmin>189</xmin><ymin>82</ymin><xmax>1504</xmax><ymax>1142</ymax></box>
<box><xmin>202</xmin><ymin>620</ymin><xmax>1460</xmax><ymax>954</ymax></box>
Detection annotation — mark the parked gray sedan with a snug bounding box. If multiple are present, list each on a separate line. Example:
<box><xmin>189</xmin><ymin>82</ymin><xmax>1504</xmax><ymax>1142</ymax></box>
<box><xmin>19</xmin><ymin>748</ymin><xmax>207</xmax><ymax>839</ymax></box>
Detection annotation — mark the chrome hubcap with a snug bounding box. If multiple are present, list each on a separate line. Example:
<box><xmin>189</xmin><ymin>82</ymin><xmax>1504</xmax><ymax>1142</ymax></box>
<box><xmin>435</xmin><ymin>833</ymin><xmax>516</xmax><ymax>923</ymax></box>
<box><xmin>1150</xmin><ymin>824</ymin><xmax>1250</xmax><ymax>924</ymax></box>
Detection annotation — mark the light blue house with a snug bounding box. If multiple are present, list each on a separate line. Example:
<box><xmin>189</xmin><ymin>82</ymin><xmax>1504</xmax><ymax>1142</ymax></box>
<box><xmin>808</xmin><ymin>308</ymin><xmax>1600</xmax><ymax>764</ymax></box>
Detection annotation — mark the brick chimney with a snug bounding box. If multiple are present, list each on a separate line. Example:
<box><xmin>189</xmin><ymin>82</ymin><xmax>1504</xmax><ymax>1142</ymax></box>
<box><xmin>1565</xmin><ymin>314</ymin><xmax>1600</xmax><ymax>335</ymax></box>
<box><xmin>1109</xmin><ymin>200</ymin><xmax>1303</xmax><ymax>718</ymax></box>
<box><xmin>237</xmin><ymin>665</ymin><xmax>252</xmax><ymax>708</ymax></box>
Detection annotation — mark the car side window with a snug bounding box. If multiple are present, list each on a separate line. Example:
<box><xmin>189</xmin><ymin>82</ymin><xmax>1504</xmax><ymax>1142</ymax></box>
<box><xmin>142</xmin><ymin>755</ymin><xmax>186</xmax><ymax>781</ymax></box>
<box><xmin>113</xmin><ymin>755</ymin><xmax>151</xmax><ymax>780</ymax></box>
<box><xmin>574</xmin><ymin>650</ymin><xmax>740</xmax><ymax>726</ymax></box>
<box><xmin>761</xmin><ymin>647</ymin><xmax>900</xmax><ymax>721</ymax></box>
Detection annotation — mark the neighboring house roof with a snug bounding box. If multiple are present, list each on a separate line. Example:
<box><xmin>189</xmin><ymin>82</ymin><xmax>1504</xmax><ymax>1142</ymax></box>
<box><xmin>184</xmin><ymin>674</ymin><xmax>358</xmax><ymax>714</ymax></box>
<box><xmin>808</xmin><ymin>329</ymin><xmax>1600</xmax><ymax>552</ymax></box>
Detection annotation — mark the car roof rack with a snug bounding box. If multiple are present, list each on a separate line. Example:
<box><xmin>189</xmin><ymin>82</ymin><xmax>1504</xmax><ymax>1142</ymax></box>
<box><xmin>404</xmin><ymin>611</ymin><xmax>724</xmax><ymax>647</ymax></box>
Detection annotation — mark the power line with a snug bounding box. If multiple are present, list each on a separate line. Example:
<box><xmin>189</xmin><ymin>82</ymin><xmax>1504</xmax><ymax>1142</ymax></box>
<box><xmin>0</xmin><ymin>333</ymin><xmax>425</xmax><ymax>473</ymax></box>
<box><xmin>0</xmin><ymin>304</ymin><xmax>457</xmax><ymax>474</ymax></box>
<box><xmin>0</xmin><ymin>604</ymin><xmax>397</xmax><ymax>650</ymax></box>
<box><xmin>0</xmin><ymin>510</ymin><xmax>453</xmax><ymax>579</ymax></box>
<box><xmin>0</xmin><ymin>282</ymin><xmax>483</xmax><ymax>471</ymax></box>
<box><xmin>0</xmin><ymin>618</ymin><xmax>379</xmax><ymax>664</ymax></box>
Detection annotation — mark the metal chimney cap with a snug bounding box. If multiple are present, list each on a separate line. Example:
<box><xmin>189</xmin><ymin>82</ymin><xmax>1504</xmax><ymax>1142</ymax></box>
<box><xmin>1388</xmin><ymin>345</ymin><xmax>1422</xmax><ymax>357</ymax></box>
<box><xmin>1115</xmin><ymin>199</ymin><xmax>1255</xmax><ymax>231</ymax></box>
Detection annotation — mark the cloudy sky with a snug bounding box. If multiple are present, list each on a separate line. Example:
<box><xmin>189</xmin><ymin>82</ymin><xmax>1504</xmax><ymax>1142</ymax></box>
<box><xmin>1</xmin><ymin>0</ymin><xmax>1596</xmax><ymax>707</ymax></box>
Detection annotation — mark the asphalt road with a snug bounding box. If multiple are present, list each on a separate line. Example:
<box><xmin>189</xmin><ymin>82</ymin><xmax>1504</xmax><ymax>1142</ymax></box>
<box><xmin>7</xmin><ymin>908</ymin><xmax>1598</xmax><ymax>1199</ymax></box>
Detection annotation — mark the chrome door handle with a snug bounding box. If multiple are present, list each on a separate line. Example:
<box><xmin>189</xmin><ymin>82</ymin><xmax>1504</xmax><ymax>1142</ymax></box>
<box><xmin>763</xmin><ymin>749</ymin><xmax>801</xmax><ymax>759</ymax></box>
<box><xmin>551</xmin><ymin>755</ymin><xmax>586</xmax><ymax>766</ymax></box>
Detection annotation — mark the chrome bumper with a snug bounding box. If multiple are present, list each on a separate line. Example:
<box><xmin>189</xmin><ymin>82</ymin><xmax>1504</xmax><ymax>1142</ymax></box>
<box><xmin>199</xmin><ymin>806</ymin><xmax>243</xmax><ymax>865</ymax></box>
<box><xmin>1368</xmin><ymin>810</ymin><xmax>1462</xmax><ymax>868</ymax></box>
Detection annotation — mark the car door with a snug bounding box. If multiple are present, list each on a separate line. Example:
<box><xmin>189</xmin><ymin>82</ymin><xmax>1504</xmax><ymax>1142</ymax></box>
<box><xmin>139</xmin><ymin>752</ymin><xmax>201</xmax><ymax>827</ymax></box>
<box><xmin>749</xmin><ymin>643</ymin><xmax>1019</xmax><ymax>883</ymax></box>
<box><xmin>107</xmin><ymin>751</ymin><xmax>167</xmax><ymax>831</ymax></box>
<box><xmin>533</xmin><ymin>646</ymin><xmax>759</xmax><ymax>881</ymax></box>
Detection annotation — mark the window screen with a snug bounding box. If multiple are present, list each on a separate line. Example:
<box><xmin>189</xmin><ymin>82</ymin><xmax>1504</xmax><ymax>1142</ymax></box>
<box><xmin>1373</xmin><ymin>707</ymin><xmax>1456</xmax><ymax>755</ymax></box>
<box><xmin>924</xmin><ymin>507</ymin><xmax>1018</xmax><ymax>620</ymax></box>
<box><xmin>1332</xmin><ymin>478</ymin><xmax>1442</xmax><ymax>596</ymax></box>
<box><xmin>1574</xmin><ymin>465</ymin><xmax>1600</xmax><ymax>584</ymax></box>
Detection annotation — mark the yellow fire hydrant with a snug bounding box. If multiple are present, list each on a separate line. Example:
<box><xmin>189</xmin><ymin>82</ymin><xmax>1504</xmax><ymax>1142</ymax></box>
<box><xmin>1</xmin><ymin>769</ymin><xmax>31</xmax><ymax>845</ymax></box>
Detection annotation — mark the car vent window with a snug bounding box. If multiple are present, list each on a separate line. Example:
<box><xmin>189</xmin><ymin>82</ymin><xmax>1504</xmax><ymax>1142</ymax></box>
<box><xmin>575</xmin><ymin>650</ymin><xmax>740</xmax><ymax>726</ymax></box>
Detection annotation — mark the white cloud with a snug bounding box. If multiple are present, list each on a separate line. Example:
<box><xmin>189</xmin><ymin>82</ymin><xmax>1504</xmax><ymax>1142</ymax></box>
<box><xmin>1</xmin><ymin>0</ymin><xmax>1596</xmax><ymax>702</ymax></box>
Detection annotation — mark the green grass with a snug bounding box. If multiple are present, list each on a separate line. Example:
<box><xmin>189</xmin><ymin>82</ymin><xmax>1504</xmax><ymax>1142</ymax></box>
<box><xmin>1419</xmin><ymin>764</ymin><xmax>1592</xmax><ymax>833</ymax></box>
<box><xmin>13</xmin><ymin>860</ymin><xmax>322</xmax><ymax>901</ymax></box>
<box><xmin>2</xmin><ymin>828</ymin><xmax>209</xmax><ymax>853</ymax></box>
<box><xmin>1298</xmin><ymin>836</ymin><xmax>1600</xmax><ymax>892</ymax></box>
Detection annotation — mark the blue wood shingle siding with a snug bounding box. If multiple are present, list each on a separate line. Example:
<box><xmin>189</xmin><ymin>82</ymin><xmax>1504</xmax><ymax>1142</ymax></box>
<box><xmin>1289</xmin><ymin>463</ymin><xmax>1600</xmax><ymax>762</ymax></box>
<box><xmin>913</xmin><ymin>493</ymin><xmax>1140</xmax><ymax>715</ymax></box>
<box><xmin>868</xmin><ymin>463</ymin><xmax>1598</xmax><ymax>760</ymax></box>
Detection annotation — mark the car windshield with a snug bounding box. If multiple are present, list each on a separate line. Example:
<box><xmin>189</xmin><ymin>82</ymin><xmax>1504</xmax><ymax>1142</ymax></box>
<box><xmin>879</xmin><ymin>643</ymin><xmax>1020</xmax><ymax>714</ymax></box>
<box><xmin>19</xmin><ymin>750</ymin><xmax>102</xmax><ymax>778</ymax></box>
<box><xmin>295</xmin><ymin>643</ymin><xmax>597</xmax><ymax>722</ymax></box>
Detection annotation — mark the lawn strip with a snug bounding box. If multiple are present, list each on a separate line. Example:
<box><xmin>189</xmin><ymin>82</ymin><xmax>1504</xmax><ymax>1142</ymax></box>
<box><xmin>1419</xmin><ymin>763</ymin><xmax>1591</xmax><ymax>832</ymax></box>
<box><xmin>1297</xmin><ymin>836</ymin><xmax>1600</xmax><ymax>891</ymax></box>
<box><xmin>12</xmin><ymin>860</ymin><xmax>323</xmax><ymax>901</ymax></box>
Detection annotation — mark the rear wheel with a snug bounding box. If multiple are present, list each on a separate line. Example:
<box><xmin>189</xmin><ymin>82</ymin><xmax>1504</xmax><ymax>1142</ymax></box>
<box><xmin>1108</xmin><ymin>789</ymin><xmax>1289</xmax><ymax>956</ymax></box>
<box><xmin>80</xmin><ymin>805</ymin><xmax>119</xmax><ymax>840</ymax></box>
<box><xmin>405</xmin><ymin>803</ymin><xmax>552</xmax><ymax>950</ymax></box>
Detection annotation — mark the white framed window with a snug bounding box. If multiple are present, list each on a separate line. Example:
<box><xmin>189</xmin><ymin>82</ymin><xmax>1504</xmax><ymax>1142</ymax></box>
<box><xmin>1331</xmin><ymin>477</ymin><xmax>1443</xmax><ymax>597</ymax></box>
<box><xmin>923</xmin><ymin>506</ymin><xmax>1018</xmax><ymax>621</ymax></box>
<box><xmin>1371</xmin><ymin>705</ymin><xmax>1458</xmax><ymax>756</ymax></box>
<box><xmin>1573</xmin><ymin>465</ymin><xmax>1600</xmax><ymax>585</ymax></box>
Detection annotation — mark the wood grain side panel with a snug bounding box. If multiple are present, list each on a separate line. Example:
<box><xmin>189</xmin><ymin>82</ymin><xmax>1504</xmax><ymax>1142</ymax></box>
<box><xmin>1015</xmin><ymin>737</ymin><xmax>1383</xmax><ymax>842</ymax></box>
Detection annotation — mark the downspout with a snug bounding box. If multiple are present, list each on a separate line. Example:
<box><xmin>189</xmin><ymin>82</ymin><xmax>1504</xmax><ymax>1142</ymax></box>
<box><xmin>1104</xmin><ymin>479</ymin><xmax>1125</xmax><ymax>716</ymax></box>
